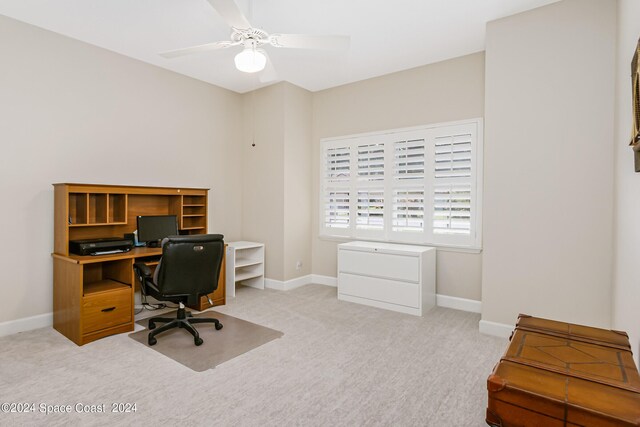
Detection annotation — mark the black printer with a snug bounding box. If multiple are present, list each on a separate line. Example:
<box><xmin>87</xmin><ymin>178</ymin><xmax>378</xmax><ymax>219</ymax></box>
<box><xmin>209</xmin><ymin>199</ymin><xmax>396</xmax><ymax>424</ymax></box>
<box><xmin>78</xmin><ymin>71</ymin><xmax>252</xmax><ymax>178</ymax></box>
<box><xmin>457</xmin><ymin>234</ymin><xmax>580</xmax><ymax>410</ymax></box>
<box><xmin>69</xmin><ymin>237</ymin><xmax>133</xmax><ymax>256</ymax></box>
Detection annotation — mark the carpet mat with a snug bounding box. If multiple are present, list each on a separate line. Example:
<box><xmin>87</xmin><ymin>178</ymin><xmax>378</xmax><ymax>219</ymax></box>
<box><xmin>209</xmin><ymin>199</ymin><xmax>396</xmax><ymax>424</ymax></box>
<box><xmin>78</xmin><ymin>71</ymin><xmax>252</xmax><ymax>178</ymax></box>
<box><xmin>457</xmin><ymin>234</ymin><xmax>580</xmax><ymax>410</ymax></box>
<box><xmin>129</xmin><ymin>310</ymin><xmax>283</xmax><ymax>372</ymax></box>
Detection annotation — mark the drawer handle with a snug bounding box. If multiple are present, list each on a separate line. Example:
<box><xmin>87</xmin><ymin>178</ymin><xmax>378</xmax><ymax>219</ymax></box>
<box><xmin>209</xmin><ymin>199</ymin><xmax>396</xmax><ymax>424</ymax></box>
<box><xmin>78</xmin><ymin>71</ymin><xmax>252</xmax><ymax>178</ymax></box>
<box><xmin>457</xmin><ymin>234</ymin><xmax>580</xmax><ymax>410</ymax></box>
<box><xmin>101</xmin><ymin>307</ymin><xmax>116</xmax><ymax>313</ymax></box>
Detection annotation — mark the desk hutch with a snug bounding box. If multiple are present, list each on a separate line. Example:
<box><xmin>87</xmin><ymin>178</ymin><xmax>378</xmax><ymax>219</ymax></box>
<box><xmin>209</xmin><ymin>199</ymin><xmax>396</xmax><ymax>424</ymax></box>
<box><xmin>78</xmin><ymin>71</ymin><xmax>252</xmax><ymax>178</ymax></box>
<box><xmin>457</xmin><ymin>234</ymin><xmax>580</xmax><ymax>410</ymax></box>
<box><xmin>52</xmin><ymin>183</ymin><xmax>225</xmax><ymax>346</ymax></box>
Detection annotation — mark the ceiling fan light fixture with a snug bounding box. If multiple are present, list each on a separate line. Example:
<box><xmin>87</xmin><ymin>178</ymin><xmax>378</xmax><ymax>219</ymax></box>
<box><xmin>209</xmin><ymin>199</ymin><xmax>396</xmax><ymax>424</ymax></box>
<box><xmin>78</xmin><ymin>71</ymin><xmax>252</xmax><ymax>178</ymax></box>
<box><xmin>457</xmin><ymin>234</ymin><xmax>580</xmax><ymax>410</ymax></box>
<box><xmin>234</xmin><ymin>44</ymin><xmax>266</xmax><ymax>73</ymax></box>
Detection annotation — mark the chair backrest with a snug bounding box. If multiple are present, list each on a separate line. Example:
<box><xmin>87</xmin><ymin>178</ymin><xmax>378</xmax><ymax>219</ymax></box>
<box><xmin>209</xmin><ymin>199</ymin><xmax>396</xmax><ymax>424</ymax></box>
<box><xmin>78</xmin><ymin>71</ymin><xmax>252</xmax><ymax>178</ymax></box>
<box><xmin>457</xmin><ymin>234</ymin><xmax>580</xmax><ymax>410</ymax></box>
<box><xmin>154</xmin><ymin>234</ymin><xmax>224</xmax><ymax>299</ymax></box>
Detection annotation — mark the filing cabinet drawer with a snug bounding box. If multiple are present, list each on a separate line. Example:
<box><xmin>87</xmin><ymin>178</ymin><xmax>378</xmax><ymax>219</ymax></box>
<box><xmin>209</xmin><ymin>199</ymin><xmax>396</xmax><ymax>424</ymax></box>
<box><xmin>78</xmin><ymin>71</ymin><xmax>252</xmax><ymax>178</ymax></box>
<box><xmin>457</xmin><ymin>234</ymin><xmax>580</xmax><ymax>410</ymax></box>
<box><xmin>339</xmin><ymin>249</ymin><xmax>420</xmax><ymax>282</ymax></box>
<box><xmin>82</xmin><ymin>289</ymin><xmax>132</xmax><ymax>334</ymax></box>
<box><xmin>339</xmin><ymin>273</ymin><xmax>420</xmax><ymax>308</ymax></box>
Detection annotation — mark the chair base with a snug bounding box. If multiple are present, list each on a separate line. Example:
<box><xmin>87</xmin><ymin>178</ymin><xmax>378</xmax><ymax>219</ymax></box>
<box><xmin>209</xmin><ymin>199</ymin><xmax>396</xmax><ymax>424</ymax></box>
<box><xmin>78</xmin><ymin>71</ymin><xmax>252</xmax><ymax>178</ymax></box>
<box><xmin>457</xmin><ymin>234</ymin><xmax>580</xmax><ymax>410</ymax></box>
<box><xmin>147</xmin><ymin>306</ymin><xmax>222</xmax><ymax>346</ymax></box>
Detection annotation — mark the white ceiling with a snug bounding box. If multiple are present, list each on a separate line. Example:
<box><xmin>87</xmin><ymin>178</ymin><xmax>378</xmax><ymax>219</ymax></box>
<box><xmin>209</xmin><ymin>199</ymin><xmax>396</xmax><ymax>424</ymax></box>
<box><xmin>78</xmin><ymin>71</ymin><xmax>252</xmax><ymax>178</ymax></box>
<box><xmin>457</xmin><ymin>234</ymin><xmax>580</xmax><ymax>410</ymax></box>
<box><xmin>0</xmin><ymin>0</ymin><xmax>559</xmax><ymax>93</ymax></box>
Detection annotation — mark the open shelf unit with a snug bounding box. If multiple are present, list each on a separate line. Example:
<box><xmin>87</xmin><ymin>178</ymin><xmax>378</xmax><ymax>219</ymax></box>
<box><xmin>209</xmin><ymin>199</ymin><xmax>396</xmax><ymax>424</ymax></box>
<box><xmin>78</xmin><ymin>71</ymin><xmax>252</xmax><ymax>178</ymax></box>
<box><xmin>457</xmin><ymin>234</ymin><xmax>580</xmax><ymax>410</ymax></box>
<box><xmin>226</xmin><ymin>241</ymin><xmax>265</xmax><ymax>298</ymax></box>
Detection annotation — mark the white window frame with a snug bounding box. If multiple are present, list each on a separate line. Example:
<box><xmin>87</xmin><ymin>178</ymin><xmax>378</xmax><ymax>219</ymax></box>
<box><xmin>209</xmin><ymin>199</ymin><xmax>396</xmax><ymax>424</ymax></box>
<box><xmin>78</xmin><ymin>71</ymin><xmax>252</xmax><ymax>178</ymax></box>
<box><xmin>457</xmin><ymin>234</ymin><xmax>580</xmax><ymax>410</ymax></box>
<box><xmin>319</xmin><ymin>118</ymin><xmax>483</xmax><ymax>250</ymax></box>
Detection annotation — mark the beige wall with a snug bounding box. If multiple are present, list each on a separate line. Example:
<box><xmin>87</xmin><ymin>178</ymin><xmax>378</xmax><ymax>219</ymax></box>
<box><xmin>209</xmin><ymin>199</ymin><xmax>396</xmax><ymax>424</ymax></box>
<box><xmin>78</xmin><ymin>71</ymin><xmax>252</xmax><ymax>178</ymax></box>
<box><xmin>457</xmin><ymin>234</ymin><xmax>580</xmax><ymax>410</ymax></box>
<box><xmin>283</xmin><ymin>83</ymin><xmax>313</xmax><ymax>281</ymax></box>
<box><xmin>241</xmin><ymin>85</ymin><xmax>286</xmax><ymax>281</ymax></box>
<box><xmin>241</xmin><ymin>82</ymin><xmax>313</xmax><ymax>282</ymax></box>
<box><xmin>0</xmin><ymin>15</ymin><xmax>243</xmax><ymax>323</ymax></box>
<box><xmin>4</xmin><ymin>1</ymin><xmax>629</xmax><ymax>333</ymax></box>
<box><xmin>311</xmin><ymin>53</ymin><xmax>485</xmax><ymax>300</ymax></box>
<box><xmin>482</xmin><ymin>0</ymin><xmax>616</xmax><ymax>328</ymax></box>
<box><xmin>613</xmin><ymin>0</ymin><xmax>640</xmax><ymax>361</ymax></box>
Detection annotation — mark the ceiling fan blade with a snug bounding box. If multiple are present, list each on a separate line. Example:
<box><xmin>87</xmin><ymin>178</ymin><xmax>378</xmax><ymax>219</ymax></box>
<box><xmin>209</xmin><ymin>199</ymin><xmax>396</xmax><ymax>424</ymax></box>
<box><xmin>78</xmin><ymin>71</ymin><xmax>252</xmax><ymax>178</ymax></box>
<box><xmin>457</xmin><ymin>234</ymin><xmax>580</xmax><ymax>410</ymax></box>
<box><xmin>259</xmin><ymin>51</ymin><xmax>278</xmax><ymax>83</ymax></box>
<box><xmin>159</xmin><ymin>41</ymin><xmax>233</xmax><ymax>59</ymax></box>
<box><xmin>207</xmin><ymin>0</ymin><xmax>252</xmax><ymax>30</ymax></box>
<box><xmin>269</xmin><ymin>34</ymin><xmax>350</xmax><ymax>51</ymax></box>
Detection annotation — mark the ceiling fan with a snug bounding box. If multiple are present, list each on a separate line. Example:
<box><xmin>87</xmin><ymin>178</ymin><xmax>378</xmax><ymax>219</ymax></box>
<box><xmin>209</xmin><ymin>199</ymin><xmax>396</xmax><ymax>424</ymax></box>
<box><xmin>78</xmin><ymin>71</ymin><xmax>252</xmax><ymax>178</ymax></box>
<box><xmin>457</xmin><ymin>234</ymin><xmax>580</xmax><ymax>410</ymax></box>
<box><xmin>159</xmin><ymin>0</ymin><xmax>350</xmax><ymax>79</ymax></box>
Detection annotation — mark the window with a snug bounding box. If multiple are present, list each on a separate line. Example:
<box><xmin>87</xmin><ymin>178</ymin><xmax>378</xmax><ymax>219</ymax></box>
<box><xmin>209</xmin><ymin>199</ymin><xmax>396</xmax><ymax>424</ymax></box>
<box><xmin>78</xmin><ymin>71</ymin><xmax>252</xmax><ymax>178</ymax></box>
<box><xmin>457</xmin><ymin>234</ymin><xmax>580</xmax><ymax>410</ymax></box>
<box><xmin>320</xmin><ymin>119</ymin><xmax>483</xmax><ymax>249</ymax></box>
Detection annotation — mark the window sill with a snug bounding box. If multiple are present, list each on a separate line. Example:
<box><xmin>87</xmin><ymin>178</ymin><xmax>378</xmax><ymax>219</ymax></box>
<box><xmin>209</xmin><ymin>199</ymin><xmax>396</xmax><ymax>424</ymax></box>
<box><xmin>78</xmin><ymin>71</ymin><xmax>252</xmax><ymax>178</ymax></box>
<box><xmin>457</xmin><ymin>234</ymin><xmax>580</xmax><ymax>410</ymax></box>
<box><xmin>318</xmin><ymin>235</ymin><xmax>482</xmax><ymax>254</ymax></box>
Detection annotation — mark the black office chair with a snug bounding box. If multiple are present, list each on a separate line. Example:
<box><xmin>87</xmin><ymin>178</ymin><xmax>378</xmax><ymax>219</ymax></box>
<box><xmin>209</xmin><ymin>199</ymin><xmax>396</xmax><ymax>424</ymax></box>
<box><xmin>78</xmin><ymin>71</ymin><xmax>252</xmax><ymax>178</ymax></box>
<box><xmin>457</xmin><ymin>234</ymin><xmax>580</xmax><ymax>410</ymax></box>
<box><xmin>133</xmin><ymin>234</ymin><xmax>224</xmax><ymax>346</ymax></box>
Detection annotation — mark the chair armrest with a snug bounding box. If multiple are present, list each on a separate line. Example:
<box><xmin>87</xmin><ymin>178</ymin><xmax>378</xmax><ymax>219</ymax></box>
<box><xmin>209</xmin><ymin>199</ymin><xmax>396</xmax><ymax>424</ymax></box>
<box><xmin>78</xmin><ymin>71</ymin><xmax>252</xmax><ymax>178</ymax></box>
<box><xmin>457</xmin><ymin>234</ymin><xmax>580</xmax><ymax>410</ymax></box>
<box><xmin>133</xmin><ymin>262</ymin><xmax>152</xmax><ymax>282</ymax></box>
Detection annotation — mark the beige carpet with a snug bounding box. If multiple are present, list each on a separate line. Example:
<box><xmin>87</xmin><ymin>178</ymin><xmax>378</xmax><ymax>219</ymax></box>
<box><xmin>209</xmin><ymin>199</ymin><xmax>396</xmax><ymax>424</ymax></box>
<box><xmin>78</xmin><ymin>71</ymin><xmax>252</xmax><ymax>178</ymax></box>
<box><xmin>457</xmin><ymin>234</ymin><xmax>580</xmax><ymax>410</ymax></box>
<box><xmin>129</xmin><ymin>311</ymin><xmax>283</xmax><ymax>372</ymax></box>
<box><xmin>0</xmin><ymin>284</ymin><xmax>507</xmax><ymax>426</ymax></box>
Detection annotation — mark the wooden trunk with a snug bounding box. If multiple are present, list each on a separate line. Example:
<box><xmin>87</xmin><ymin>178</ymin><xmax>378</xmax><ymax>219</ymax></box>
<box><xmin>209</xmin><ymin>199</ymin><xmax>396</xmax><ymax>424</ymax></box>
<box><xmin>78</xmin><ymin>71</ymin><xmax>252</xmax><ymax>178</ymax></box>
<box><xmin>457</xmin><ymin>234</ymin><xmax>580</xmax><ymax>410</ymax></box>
<box><xmin>486</xmin><ymin>314</ymin><xmax>640</xmax><ymax>427</ymax></box>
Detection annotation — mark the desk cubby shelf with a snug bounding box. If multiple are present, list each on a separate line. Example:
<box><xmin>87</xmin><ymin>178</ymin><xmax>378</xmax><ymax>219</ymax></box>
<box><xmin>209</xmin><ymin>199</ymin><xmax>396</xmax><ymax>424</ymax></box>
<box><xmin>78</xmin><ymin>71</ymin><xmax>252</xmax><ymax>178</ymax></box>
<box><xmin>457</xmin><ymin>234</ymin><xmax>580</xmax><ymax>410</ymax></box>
<box><xmin>83</xmin><ymin>279</ymin><xmax>130</xmax><ymax>296</ymax></box>
<box><xmin>53</xmin><ymin>183</ymin><xmax>225</xmax><ymax>346</ymax></box>
<box><xmin>68</xmin><ymin>192</ymin><xmax>127</xmax><ymax>226</ymax></box>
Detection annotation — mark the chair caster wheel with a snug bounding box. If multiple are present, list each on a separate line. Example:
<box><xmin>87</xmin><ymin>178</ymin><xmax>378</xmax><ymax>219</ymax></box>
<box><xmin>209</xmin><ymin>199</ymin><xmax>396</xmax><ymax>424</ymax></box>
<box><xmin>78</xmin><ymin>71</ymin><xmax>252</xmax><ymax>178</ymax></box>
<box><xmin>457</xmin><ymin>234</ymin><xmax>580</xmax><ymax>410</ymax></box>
<box><xmin>148</xmin><ymin>336</ymin><xmax>157</xmax><ymax>346</ymax></box>
<box><xmin>215</xmin><ymin>323</ymin><xmax>223</xmax><ymax>330</ymax></box>
<box><xmin>195</xmin><ymin>337</ymin><xmax>204</xmax><ymax>346</ymax></box>
<box><xmin>148</xmin><ymin>322</ymin><xmax>156</xmax><ymax>330</ymax></box>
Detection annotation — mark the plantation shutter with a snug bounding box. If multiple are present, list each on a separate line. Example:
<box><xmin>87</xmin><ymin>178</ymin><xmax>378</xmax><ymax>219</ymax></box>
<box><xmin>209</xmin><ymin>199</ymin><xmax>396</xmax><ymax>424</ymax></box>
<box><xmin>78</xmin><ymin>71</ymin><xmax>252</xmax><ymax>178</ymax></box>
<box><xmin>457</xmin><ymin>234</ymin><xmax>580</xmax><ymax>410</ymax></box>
<box><xmin>325</xmin><ymin>146</ymin><xmax>350</xmax><ymax>183</ymax></box>
<box><xmin>356</xmin><ymin>189</ymin><xmax>384</xmax><ymax>230</ymax></box>
<box><xmin>321</xmin><ymin>143</ymin><xmax>352</xmax><ymax>235</ymax></box>
<box><xmin>357</xmin><ymin>143</ymin><xmax>385</xmax><ymax>181</ymax></box>
<box><xmin>324</xmin><ymin>190</ymin><xmax>350</xmax><ymax>229</ymax></box>
<box><xmin>392</xmin><ymin>189</ymin><xmax>425</xmax><ymax>233</ymax></box>
<box><xmin>433</xmin><ymin>184</ymin><xmax>471</xmax><ymax>234</ymax></box>
<box><xmin>354</xmin><ymin>142</ymin><xmax>385</xmax><ymax>236</ymax></box>
<box><xmin>320</xmin><ymin>119</ymin><xmax>482</xmax><ymax>249</ymax></box>
<box><xmin>431</xmin><ymin>123</ymin><xmax>477</xmax><ymax>246</ymax></box>
<box><xmin>390</xmin><ymin>134</ymin><xmax>427</xmax><ymax>240</ymax></box>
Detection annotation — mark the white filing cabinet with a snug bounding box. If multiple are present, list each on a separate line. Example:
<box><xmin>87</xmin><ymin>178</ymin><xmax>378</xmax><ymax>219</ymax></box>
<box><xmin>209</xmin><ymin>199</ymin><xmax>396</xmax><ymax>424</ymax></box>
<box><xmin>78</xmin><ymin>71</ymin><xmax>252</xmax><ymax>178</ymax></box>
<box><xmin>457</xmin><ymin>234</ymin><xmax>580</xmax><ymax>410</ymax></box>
<box><xmin>226</xmin><ymin>241</ymin><xmax>265</xmax><ymax>298</ymax></box>
<box><xmin>337</xmin><ymin>241</ymin><xmax>436</xmax><ymax>316</ymax></box>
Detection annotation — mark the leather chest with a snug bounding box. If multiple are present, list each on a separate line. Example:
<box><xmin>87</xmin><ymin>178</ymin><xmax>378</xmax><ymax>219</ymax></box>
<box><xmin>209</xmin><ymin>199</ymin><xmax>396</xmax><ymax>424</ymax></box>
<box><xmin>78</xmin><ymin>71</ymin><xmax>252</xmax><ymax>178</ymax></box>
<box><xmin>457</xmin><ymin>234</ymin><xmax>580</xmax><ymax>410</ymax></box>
<box><xmin>486</xmin><ymin>314</ymin><xmax>640</xmax><ymax>426</ymax></box>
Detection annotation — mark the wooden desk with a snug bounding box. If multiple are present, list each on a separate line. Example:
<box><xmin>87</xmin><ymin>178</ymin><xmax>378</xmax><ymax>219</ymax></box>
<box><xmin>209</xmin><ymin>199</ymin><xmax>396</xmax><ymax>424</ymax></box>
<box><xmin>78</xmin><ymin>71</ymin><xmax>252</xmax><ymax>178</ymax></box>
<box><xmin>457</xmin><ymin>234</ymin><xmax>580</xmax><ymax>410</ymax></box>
<box><xmin>52</xmin><ymin>183</ymin><xmax>225</xmax><ymax>346</ymax></box>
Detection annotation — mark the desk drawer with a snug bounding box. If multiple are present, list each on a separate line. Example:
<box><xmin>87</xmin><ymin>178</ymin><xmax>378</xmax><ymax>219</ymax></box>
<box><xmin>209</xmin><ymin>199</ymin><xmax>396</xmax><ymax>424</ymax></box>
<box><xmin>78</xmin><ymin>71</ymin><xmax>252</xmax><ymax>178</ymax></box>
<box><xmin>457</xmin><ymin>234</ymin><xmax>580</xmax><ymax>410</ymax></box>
<box><xmin>338</xmin><ymin>273</ymin><xmax>420</xmax><ymax>308</ymax></box>
<box><xmin>339</xmin><ymin>249</ymin><xmax>419</xmax><ymax>282</ymax></box>
<box><xmin>82</xmin><ymin>288</ymin><xmax>132</xmax><ymax>334</ymax></box>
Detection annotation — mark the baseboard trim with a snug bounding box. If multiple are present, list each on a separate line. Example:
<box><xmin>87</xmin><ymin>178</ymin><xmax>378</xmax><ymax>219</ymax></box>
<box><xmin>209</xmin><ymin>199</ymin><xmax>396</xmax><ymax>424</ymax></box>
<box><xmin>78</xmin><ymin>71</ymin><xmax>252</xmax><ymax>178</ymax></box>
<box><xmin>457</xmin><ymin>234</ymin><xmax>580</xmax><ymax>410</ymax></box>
<box><xmin>264</xmin><ymin>278</ymin><xmax>285</xmax><ymax>290</ymax></box>
<box><xmin>265</xmin><ymin>275</ymin><xmax>313</xmax><ymax>291</ymax></box>
<box><xmin>265</xmin><ymin>274</ymin><xmax>340</xmax><ymax>290</ymax></box>
<box><xmin>436</xmin><ymin>294</ymin><xmax>481</xmax><ymax>313</ymax></box>
<box><xmin>479</xmin><ymin>320</ymin><xmax>513</xmax><ymax>339</ymax></box>
<box><xmin>310</xmin><ymin>274</ymin><xmax>337</xmax><ymax>287</ymax></box>
<box><xmin>0</xmin><ymin>312</ymin><xmax>53</xmax><ymax>338</ymax></box>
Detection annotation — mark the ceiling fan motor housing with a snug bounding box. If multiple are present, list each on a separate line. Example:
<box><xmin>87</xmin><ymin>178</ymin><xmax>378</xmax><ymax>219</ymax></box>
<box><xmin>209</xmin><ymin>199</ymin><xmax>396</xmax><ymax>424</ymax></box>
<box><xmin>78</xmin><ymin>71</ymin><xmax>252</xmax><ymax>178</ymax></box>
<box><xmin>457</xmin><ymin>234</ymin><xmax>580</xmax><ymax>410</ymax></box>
<box><xmin>231</xmin><ymin>27</ymin><xmax>269</xmax><ymax>45</ymax></box>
